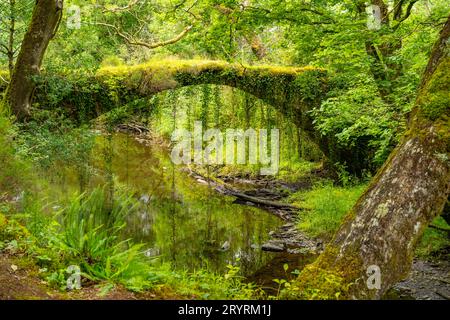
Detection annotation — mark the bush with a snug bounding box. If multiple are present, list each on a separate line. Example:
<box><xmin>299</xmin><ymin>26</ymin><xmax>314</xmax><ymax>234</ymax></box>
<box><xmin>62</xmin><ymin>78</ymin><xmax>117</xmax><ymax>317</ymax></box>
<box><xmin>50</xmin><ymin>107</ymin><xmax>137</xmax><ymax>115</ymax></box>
<box><xmin>54</xmin><ymin>187</ymin><xmax>152</xmax><ymax>285</ymax></box>
<box><xmin>0</xmin><ymin>114</ymin><xmax>30</xmax><ymax>196</ymax></box>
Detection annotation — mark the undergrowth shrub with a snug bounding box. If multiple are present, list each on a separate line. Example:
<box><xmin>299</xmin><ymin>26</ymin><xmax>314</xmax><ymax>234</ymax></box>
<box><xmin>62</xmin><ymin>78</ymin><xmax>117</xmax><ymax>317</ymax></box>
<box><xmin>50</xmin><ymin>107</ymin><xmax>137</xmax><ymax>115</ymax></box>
<box><xmin>54</xmin><ymin>187</ymin><xmax>154</xmax><ymax>287</ymax></box>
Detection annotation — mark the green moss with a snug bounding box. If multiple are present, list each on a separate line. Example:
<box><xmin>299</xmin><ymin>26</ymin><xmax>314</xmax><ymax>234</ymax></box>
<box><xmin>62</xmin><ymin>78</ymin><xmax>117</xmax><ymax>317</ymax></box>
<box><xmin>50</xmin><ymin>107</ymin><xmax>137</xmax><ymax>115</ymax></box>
<box><xmin>284</xmin><ymin>245</ymin><xmax>362</xmax><ymax>299</ymax></box>
<box><xmin>95</xmin><ymin>59</ymin><xmax>324</xmax><ymax>95</ymax></box>
<box><xmin>0</xmin><ymin>214</ymin><xmax>31</xmax><ymax>243</ymax></box>
<box><xmin>410</xmin><ymin>57</ymin><xmax>450</xmax><ymax>150</ymax></box>
<box><xmin>417</xmin><ymin>58</ymin><xmax>450</xmax><ymax>121</ymax></box>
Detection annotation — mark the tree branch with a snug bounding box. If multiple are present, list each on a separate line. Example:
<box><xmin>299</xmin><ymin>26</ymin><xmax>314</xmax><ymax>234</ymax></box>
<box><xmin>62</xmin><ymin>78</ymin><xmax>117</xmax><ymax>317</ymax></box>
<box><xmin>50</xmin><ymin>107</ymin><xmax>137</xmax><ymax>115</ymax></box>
<box><xmin>394</xmin><ymin>0</ymin><xmax>418</xmax><ymax>29</ymax></box>
<box><xmin>102</xmin><ymin>0</ymin><xmax>140</xmax><ymax>13</ymax></box>
<box><xmin>393</xmin><ymin>0</ymin><xmax>406</xmax><ymax>20</ymax></box>
<box><xmin>0</xmin><ymin>42</ymin><xmax>10</xmax><ymax>54</ymax></box>
<box><xmin>96</xmin><ymin>22</ymin><xmax>193</xmax><ymax>49</ymax></box>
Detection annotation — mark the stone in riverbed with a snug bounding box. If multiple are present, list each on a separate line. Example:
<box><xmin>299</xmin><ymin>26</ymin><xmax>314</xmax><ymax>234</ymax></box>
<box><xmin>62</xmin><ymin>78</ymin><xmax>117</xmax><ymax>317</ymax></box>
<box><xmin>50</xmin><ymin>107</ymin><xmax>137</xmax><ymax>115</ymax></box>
<box><xmin>261</xmin><ymin>241</ymin><xmax>285</xmax><ymax>252</ymax></box>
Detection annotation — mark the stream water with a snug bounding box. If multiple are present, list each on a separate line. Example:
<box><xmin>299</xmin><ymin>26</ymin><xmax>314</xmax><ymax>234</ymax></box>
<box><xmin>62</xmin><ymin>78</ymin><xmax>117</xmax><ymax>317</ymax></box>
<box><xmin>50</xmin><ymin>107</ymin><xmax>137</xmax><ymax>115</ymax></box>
<box><xmin>35</xmin><ymin>132</ymin><xmax>437</xmax><ymax>298</ymax></box>
<box><xmin>43</xmin><ymin>132</ymin><xmax>286</xmax><ymax>277</ymax></box>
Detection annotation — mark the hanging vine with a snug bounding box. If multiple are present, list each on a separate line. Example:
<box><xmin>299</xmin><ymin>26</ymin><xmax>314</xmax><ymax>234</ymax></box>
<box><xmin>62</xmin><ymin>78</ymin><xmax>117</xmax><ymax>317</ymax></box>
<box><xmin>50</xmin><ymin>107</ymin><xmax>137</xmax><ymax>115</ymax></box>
<box><xmin>200</xmin><ymin>84</ymin><xmax>211</xmax><ymax>130</ymax></box>
<box><xmin>213</xmin><ymin>85</ymin><xmax>222</xmax><ymax>128</ymax></box>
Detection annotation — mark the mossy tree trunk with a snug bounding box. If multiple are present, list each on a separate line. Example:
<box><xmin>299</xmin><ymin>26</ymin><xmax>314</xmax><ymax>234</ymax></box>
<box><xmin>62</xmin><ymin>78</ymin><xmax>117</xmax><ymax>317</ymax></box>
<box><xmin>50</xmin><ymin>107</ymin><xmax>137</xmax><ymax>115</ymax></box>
<box><xmin>296</xmin><ymin>15</ymin><xmax>450</xmax><ymax>300</ymax></box>
<box><xmin>3</xmin><ymin>0</ymin><xmax>63</xmax><ymax>120</ymax></box>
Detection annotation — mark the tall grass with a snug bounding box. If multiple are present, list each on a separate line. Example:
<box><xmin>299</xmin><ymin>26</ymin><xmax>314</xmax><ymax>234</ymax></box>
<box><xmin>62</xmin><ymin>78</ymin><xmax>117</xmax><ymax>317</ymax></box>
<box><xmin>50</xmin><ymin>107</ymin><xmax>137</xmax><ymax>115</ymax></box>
<box><xmin>56</xmin><ymin>187</ymin><xmax>150</xmax><ymax>284</ymax></box>
<box><xmin>294</xmin><ymin>182</ymin><xmax>366</xmax><ymax>239</ymax></box>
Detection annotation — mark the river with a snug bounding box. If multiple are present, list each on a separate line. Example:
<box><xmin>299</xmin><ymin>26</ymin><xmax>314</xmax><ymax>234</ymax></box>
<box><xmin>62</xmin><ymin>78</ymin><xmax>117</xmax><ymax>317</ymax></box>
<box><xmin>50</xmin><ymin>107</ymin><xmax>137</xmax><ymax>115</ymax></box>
<box><xmin>41</xmin><ymin>132</ymin><xmax>286</xmax><ymax>277</ymax></box>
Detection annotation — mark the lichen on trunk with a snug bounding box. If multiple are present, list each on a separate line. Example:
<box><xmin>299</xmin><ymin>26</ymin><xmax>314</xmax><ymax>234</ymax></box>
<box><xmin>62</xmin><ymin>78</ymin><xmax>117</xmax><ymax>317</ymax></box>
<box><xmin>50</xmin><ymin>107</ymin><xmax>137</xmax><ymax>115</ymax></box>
<box><xmin>2</xmin><ymin>0</ymin><xmax>63</xmax><ymax>119</ymax></box>
<box><xmin>292</xmin><ymin>15</ymin><xmax>450</xmax><ymax>300</ymax></box>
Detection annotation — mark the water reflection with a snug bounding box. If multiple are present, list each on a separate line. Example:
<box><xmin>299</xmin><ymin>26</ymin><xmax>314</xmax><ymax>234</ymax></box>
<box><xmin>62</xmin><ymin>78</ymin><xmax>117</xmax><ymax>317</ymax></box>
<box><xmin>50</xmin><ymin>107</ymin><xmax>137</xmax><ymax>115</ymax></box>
<box><xmin>44</xmin><ymin>132</ymin><xmax>281</xmax><ymax>276</ymax></box>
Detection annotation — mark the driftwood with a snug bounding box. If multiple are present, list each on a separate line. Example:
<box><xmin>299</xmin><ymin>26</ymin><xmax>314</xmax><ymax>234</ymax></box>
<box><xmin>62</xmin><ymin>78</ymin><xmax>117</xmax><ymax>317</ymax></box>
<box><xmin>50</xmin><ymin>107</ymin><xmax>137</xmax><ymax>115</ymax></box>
<box><xmin>116</xmin><ymin>123</ymin><xmax>149</xmax><ymax>135</ymax></box>
<box><xmin>222</xmin><ymin>188</ymin><xmax>300</xmax><ymax>210</ymax></box>
<box><xmin>188</xmin><ymin>167</ymin><xmax>300</xmax><ymax>211</ymax></box>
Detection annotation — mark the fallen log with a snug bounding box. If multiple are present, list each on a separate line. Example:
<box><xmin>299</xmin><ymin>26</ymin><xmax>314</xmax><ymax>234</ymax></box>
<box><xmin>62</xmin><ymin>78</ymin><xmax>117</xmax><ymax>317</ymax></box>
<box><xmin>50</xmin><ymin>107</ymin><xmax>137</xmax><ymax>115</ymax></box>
<box><xmin>223</xmin><ymin>188</ymin><xmax>300</xmax><ymax>210</ymax></box>
<box><xmin>187</xmin><ymin>167</ymin><xmax>301</xmax><ymax>211</ymax></box>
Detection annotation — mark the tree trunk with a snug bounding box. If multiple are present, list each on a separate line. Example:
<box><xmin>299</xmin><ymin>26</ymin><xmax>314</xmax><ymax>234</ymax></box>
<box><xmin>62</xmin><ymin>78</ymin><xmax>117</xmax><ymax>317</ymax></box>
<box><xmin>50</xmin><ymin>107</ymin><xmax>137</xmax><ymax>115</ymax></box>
<box><xmin>295</xmin><ymin>15</ymin><xmax>450</xmax><ymax>300</ymax></box>
<box><xmin>360</xmin><ymin>0</ymin><xmax>404</xmax><ymax>102</ymax></box>
<box><xmin>3</xmin><ymin>0</ymin><xmax>63</xmax><ymax>120</ymax></box>
<box><xmin>7</xmin><ymin>0</ymin><xmax>16</xmax><ymax>77</ymax></box>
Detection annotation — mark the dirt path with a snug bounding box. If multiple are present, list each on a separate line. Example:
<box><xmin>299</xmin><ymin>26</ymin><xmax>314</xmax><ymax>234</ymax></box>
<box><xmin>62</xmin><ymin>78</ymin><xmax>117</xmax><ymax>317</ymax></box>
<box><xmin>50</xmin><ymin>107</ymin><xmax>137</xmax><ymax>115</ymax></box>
<box><xmin>0</xmin><ymin>254</ymin><xmax>57</xmax><ymax>300</ymax></box>
<box><xmin>0</xmin><ymin>254</ymin><xmax>181</xmax><ymax>300</ymax></box>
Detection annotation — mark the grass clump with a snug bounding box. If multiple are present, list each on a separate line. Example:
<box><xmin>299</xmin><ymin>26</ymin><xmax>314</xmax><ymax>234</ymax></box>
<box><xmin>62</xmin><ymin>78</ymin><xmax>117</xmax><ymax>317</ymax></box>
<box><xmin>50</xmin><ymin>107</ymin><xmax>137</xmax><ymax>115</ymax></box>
<box><xmin>415</xmin><ymin>216</ymin><xmax>450</xmax><ymax>259</ymax></box>
<box><xmin>293</xmin><ymin>181</ymin><xmax>366</xmax><ymax>239</ymax></box>
<box><xmin>1</xmin><ymin>186</ymin><xmax>262</xmax><ymax>298</ymax></box>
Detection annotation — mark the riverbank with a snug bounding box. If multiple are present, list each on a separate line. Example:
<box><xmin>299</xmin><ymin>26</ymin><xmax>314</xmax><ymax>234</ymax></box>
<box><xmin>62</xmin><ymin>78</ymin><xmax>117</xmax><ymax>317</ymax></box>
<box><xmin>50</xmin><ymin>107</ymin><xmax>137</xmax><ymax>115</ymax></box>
<box><xmin>113</xmin><ymin>125</ymin><xmax>450</xmax><ymax>300</ymax></box>
<box><xmin>0</xmin><ymin>253</ymin><xmax>188</xmax><ymax>300</ymax></box>
<box><xmin>1</xmin><ymin>123</ymin><xmax>448</xmax><ymax>300</ymax></box>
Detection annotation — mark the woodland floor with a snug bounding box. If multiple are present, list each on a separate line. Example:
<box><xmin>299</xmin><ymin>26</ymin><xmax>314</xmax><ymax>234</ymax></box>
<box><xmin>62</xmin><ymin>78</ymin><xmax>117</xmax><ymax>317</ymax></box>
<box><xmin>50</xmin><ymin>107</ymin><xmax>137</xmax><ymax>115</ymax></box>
<box><xmin>0</xmin><ymin>254</ymin><xmax>185</xmax><ymax>300</ymax></box>
<box><xmin>2</xmin><ymin>253</ymin><xmax>449</xmax><ymax>300</ymax></box>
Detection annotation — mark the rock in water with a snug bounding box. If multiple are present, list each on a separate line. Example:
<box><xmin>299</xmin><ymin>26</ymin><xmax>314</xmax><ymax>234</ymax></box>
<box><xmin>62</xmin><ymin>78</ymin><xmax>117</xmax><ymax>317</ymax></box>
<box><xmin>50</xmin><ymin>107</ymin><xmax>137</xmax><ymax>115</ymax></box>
<box><xmin>261</xmin><ymin>242</ymin><xmax>284</xmax><ymax>252</ymax></box>
<box><xmin>220</xmin><ymin>241</ymin><xmax>230</xmax><ymax>251</ymax></box>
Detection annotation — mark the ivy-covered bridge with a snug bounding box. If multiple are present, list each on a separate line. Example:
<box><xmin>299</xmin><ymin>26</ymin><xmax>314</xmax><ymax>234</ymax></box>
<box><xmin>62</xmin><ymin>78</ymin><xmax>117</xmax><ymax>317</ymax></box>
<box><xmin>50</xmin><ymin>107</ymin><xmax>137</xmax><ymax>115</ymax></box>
<box><xmin>51</xmin><ymin>60</ymin><xmax>327</xmax><ymax>127</ymax></box>
<box><xmin>2</xmin><ymin>59</ymin><xmax>368</xmax><ymax>172</ymax></box>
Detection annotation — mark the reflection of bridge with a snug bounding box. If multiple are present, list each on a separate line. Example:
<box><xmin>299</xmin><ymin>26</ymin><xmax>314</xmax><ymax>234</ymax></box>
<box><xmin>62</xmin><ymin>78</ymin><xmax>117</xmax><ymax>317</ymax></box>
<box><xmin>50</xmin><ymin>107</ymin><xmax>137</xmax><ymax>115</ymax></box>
<box><xmin>13</xmin><ymin>59</ymin><xmax>366</xmax><ymax>173</ymax></box>
<box><xmin>0</xmin><ymin>60</ymin><xmax>372</xmax><ymax>173</ymax></box>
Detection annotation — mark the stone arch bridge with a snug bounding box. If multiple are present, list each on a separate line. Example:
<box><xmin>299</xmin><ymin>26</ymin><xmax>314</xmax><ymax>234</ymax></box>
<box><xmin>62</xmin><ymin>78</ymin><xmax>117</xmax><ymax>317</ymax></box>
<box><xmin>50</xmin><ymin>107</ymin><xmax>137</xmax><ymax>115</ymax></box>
<box><xmin>24</xmin><ymin>59</ymin><xmax>367</xmax><ymax>173</ymax></box>
<box><xmin>37</xmin><ymin>60</ymin><xmax>326</xmax><ymax>144</ymax></box>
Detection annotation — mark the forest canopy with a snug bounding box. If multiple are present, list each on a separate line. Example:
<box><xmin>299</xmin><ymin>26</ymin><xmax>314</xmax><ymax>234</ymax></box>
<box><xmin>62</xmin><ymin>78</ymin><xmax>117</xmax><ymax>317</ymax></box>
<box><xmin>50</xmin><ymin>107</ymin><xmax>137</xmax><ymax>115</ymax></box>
<box><xmin>0</xmin><ymin>0</ymin><xmax>449</xmax><ymax>302</ymax></box>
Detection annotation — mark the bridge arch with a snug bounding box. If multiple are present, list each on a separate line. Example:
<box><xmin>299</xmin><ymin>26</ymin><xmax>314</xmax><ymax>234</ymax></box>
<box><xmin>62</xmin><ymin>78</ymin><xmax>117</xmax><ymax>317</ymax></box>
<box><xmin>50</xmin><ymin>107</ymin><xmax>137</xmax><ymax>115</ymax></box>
<box><xmin>37</xmin><ymin>60</ymin><xmax>377</xmax><ymax>172</ymax></box>
<box><xmin>29</xmin><ymin>59</ymin><xmax>374</xmax><ymax>174</ymax></box>
<box><xmin>93</xmin><ymin>60</ymin><xmax>327</xmax><ymax>139</ymax></box>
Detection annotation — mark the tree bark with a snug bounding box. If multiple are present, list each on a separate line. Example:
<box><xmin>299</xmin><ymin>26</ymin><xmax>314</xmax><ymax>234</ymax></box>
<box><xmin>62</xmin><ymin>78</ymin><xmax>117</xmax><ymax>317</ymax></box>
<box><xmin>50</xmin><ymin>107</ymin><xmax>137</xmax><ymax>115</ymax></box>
<box><xmin>295</xmin><ymin>15</ymin><xmax>450</xmax><ymax>300</ymax></box>
<box><xmin>7</xmin><ymin>0</ymin><xmax>16</xmax><ymax>77</ymax></box>
<box><xmin>3</xmin><ymin>0</ymin><xmax>63</xmax><ymax>120</ymax></box>
<box><xmin>359</xmin><ymin>0</ymin><xmax>406</xmax><ymax>102</ymax></box>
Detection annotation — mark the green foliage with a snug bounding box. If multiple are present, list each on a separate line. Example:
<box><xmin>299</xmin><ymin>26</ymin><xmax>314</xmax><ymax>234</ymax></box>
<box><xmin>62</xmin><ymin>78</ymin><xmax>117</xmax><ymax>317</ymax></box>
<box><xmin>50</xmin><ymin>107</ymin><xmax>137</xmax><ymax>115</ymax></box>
<box><xmin>17</xmin><ymin>111</ymin><xmax>95</xmax><ymax>171</ymax></box>
<box><xmin>1</xmin><ymin>0</ymin><xmax>449</xmax><ymax>301</ymax></box>
<box><xmin>293</xmin><ymin>182</ymin><xmax>367</xmax><ymax>239</ymax></box>
<box><xmin>0</xmin><ymin>114</ymin><xmax>30</xmax><ymax>195</ymax></box>
<box><xmin>311</xmin><ymin>76</ymin><xmax>401</xmax><ymax>167</ymax></box>
<box><xmin>0</xmin><ymin>0</ymin><xmax>33</xmax><ymax>72</ymax></box>
<box><xmin>415</xmin><ymin>216</ymin><xmax>450</xmax><ymax>259</ymax></box>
